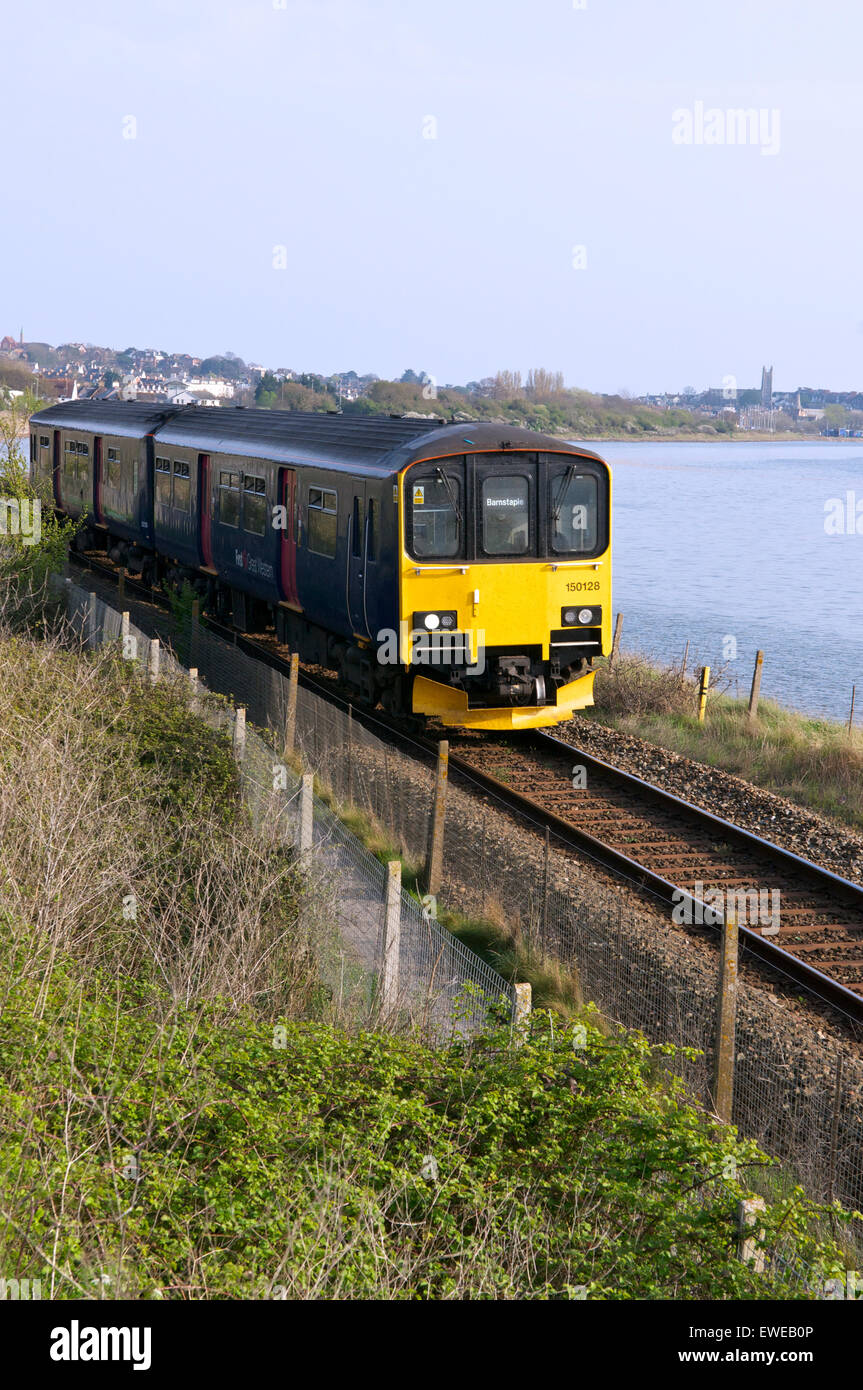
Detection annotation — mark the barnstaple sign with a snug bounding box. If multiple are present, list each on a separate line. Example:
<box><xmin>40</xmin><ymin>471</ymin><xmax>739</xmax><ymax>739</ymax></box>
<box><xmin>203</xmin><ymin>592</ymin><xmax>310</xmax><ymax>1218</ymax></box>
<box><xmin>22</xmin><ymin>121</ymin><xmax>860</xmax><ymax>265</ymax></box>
<box><xmin>49</xmin><ymin>1320</ymin><xmax>152</xmax><ymax>1371</ymax></box>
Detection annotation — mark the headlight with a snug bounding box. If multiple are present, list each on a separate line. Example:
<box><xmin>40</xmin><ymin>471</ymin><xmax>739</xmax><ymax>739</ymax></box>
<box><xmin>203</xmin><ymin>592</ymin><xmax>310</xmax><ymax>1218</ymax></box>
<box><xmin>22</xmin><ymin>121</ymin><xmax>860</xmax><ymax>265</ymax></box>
<box><xmin>560</xmin><ymin>604</ymin><xmax>602</xmax><ymax>627</ymax></box>
<box><xmin>413</xmin><ymin>610</ymin><xmax>458</xmax><ymax>633</ymax></box>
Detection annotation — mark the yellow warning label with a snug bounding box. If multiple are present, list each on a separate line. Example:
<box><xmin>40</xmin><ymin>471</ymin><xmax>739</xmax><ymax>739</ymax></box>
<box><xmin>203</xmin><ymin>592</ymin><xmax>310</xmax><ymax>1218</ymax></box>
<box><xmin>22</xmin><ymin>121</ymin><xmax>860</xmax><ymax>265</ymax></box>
<box><xmin>413</xmin><ymin>485</ymin><xmax>425</xmax><ymax>505</ymax></box>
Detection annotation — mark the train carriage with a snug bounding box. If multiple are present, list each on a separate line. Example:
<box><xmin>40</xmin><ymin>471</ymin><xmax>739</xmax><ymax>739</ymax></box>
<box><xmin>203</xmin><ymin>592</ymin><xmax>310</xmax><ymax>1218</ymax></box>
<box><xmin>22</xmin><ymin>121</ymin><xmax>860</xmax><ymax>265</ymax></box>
<box><xmin>29</xmin><ymin>401</ymin><xmax>612</xmax><ymax>731</ymax></box>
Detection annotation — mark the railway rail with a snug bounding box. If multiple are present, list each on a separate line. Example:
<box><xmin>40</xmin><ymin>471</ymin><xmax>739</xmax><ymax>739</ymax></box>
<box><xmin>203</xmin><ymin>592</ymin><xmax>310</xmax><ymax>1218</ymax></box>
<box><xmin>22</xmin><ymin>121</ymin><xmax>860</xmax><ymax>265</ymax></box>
<box><xmin>69</xmin><ymin>550</ymin><xmax>863</xmax><ymax>1027</ymax></box>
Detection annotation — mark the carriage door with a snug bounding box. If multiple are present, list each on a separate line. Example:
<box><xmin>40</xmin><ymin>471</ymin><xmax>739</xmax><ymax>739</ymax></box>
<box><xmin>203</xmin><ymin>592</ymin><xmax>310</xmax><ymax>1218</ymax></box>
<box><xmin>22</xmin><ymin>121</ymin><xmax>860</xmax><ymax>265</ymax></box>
<box><xmin>52</xmin><ymin>431</ymin><xmax>61</xmax><ymax>507</ymax></box>
<box><xmin>347</xmin><ymin>484</ymin><xmax>367</xmax><ymax>635</ymax></box>
<box><xmin>277</xmin><ymin>467</ymin><xmax>299</xmax><ymax>606</ymax></box>
<box><xmin>198</xmin><ymin>454</ymin><xmax>214</xmax><ymax>567</ymax></box>
<box><xmin>93</xmin><ymin>436</ymin><xmax>104</xmax><ymax>524</ymax></box>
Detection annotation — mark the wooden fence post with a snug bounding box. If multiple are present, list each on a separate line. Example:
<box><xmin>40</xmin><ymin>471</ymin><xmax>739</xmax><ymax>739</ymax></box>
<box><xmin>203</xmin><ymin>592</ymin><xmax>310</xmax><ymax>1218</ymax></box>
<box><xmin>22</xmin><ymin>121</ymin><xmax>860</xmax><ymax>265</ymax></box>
<box><xmin>540</xmin><ymin>826</ymin><xmax>550</xmax><ymax>947</ymax></box>
<box><xmin>147</xmin><ymin>637</ymin><xmax>160</xmax><ymax>684</ymax></box>
<box><xmin>346</xmin><ymin>702</ymin><xmax>353</xmax><ymax>805</ymax></box>
<box><xmin>284</xmin><ymin>653</ymin><xmax>299</xmax><ymax>756</ymax></box>
<box><xmin>827</xmin><ymin>1053</ymin><xmax>844</xmax><ymax>1204</ymax></box>
<box><xmin>426</xmin><ymin>739</ymin><xmax>449</xmax><ymax>896</ymax></box>
<box><xmin>117</xmin><ymin>567</ymin><xmax>125</xmax><ymax>604</ymax></box>
<box><xmin>713</xmin><ymin>912</ymin><xmax>739</xmax><ymax>1122</ymax></box>
<box><xmin>232</xmin><ymin>706</ymin><xmax>246</xmax><ymax>763</ymax></box>
<box><xmin>381</xmin><ymin>859</ymin><xmax>402</xmax><ymax>1014</ymax></box>
<box><xmin>697</xmin><ymin>665</ymin><xmax>710</xmax><ymax>723</ymax></box>
<box><xmin>849</xmin><ymin>685</ymin><xmax>857</xmax><ymax>736</ymax></box>
<box><xmin>513</xmin><ymin>982</ymin><xmax>532</xmax><ymax>1044</ymax></box>
<box><xmin>190</xmin><ymin>598</ymin><xmax>200</xmax><ymax>670</ymax></box>
<box><xmin>88</xmin><ymin>590</ymin><xmax>98</xmax><ymax>647</ymax></box>
<box><xmin>748</xmin><ymin>650</ymin><xmax>764</xmax><ymax>723</ymax></box>
<box><xmin>299</xmin><ymin>772</ymin><xmax>314</xmax><ymax>858</ymax></box>
<box><xmin>609</xmin><ymin>612</ymin><xmax>623</xmax><ymax>665</ymax></box>
<box><xmin>736</xmin><ymin>1196</ymin><xmax>767</xmax><ymax>1272</ymax></box>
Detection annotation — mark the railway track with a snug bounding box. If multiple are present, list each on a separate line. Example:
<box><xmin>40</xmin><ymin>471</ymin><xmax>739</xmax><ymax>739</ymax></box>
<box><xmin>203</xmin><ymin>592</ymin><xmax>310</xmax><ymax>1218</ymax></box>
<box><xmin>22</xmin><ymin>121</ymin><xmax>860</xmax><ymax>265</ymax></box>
<box><xmin>69</xmin><ymin>550</ymin><xmax>863</xmax><ymax>1026</ymax></box>
<box><xmin>446</xmin><ymin>731</ymin><xmax>863</xmax><ymax>1024</ymax></box>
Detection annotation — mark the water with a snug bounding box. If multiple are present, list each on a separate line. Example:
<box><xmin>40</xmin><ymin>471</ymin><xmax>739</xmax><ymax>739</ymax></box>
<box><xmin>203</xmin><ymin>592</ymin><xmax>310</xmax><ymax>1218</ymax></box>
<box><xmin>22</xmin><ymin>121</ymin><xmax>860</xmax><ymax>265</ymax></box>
<box><xmin>569</xmin><ymin>440</ymin><xmax>863</xmax><ymax>722</ymax></box>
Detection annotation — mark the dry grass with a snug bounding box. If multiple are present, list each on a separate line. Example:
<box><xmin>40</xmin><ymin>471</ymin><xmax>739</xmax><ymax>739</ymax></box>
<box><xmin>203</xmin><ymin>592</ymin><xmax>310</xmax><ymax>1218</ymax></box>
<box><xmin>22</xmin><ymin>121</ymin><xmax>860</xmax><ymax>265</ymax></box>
<box><xmin>590</xmin><ymin>652</ymin><xmax>863</xmax><ymax>831</ymax></box>
<box><xmin>0</xmin><ymin>623</ymin><xmax>314</xmax><ymax>1023</ymax></box>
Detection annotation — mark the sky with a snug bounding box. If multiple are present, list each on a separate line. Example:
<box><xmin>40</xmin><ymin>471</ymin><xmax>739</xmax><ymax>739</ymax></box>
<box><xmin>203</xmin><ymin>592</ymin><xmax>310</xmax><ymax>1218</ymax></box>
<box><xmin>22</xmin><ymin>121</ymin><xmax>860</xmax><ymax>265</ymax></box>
<box><xmin>4</xmin><ymin>0</ymin><xmax>863</xmax><ymax>394</ymax></box>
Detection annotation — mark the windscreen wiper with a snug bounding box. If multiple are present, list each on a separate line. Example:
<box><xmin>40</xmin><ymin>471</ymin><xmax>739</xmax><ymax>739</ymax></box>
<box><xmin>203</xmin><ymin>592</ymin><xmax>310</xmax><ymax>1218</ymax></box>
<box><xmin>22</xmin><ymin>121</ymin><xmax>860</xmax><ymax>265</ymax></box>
<box><xmin>435</xmin><ymin>467</ymin><xmax>463</xmax><ymax>527</ymax></box>
<box><xmin>551</xmin><ymin>463</ymin><xmax>576</xmax><ymax>526</ymax></box>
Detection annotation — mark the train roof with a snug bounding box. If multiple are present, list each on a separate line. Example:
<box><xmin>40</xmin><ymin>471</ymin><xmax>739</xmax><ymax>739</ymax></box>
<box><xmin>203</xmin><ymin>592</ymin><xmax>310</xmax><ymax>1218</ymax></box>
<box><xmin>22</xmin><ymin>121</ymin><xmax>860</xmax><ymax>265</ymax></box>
<box><xmin>30</xmin><ymin>400</ymin><xmax>180</xmax><ymax>439</ymax></box>
<box><xmin>29</xmin><ymin>401</ymin><xmax>605</xmax><ymax>475</ymax></box>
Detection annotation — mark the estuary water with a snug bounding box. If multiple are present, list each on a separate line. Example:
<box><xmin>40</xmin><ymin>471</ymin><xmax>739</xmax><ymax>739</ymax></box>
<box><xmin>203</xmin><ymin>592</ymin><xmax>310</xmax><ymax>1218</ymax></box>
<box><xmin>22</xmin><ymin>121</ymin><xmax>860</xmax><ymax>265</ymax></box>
<box><xmin>569</xmin><ymin>439</ymin><xmax>863</xmax><ymax>722</ymax></box>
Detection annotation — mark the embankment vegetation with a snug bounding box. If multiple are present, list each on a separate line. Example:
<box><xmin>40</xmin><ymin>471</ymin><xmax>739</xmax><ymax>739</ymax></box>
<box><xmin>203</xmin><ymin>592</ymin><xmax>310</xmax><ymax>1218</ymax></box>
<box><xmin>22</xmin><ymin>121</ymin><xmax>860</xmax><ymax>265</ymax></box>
<box><xmin>0</xmin><ymin>617</ymin><xmax>855</xmax><ymax>1298</ymax></box>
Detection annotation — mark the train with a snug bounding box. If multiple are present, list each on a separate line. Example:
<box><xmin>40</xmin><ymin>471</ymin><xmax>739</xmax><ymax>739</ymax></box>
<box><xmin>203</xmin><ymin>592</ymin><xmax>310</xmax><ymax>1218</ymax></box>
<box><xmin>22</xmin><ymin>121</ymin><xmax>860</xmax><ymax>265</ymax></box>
<box><xmin>29</xmin><ymin>400</ymin><xmax>612</xmax><ymax>731</ymax></box>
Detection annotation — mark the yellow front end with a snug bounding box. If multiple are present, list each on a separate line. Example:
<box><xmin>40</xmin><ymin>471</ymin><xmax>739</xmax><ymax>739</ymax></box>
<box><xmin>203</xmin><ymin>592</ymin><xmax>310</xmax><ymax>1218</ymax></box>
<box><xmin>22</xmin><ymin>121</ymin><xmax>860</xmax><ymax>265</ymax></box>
<box><xmin>398</xmin><ymin>469</ymin><xmax>612</xmax><ymax>731</ymax></box>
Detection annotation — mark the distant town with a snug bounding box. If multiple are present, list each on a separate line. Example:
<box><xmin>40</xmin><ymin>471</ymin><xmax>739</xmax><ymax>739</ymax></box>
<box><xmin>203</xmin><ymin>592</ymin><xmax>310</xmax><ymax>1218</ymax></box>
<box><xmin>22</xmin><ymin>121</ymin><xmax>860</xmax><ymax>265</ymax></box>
<box><xmin>1</xmin><ymin>333</ymin><xmax>860</xmax><ymax>438</ymax></box>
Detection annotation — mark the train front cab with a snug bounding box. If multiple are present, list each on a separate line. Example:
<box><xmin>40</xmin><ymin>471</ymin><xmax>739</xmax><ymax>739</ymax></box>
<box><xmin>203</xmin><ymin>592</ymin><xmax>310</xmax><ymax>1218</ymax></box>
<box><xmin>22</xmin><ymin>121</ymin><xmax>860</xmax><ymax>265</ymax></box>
<box><xmin>397</xmin><ymin>448</ymin><xmax>611</xmax><ymax>731</ymax></box>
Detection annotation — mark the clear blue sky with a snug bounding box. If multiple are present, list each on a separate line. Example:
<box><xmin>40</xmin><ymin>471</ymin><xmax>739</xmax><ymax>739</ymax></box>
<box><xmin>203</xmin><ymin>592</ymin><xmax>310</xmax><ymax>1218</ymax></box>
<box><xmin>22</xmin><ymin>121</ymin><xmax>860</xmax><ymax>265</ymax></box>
<box><xmin>5</xmin><ymin>0</ymin><xmax>863</xmax><ymax>392</ymax></box>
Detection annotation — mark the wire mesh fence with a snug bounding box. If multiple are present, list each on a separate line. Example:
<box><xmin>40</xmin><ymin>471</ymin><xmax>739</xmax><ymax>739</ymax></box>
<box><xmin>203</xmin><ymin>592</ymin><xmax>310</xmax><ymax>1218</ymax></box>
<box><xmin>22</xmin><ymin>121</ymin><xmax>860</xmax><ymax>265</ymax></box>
<box><xmin>63</xmin><ymin>578</ymin><xmax>515</xmax><ymax>1044</ymax></box>
<box><xmin>63</xmin><ymin>574</ymin><xmax>863</xmax><ymax>1220</ymax></box>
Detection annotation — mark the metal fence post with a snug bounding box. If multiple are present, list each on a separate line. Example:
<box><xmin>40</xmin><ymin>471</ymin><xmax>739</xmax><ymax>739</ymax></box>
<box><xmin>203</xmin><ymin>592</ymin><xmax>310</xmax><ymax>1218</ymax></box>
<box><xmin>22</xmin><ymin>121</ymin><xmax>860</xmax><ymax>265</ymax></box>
<box><xmin>88</xmin><ymin>590</ymin><xmax>98</xmax><ymax>647</ymax></box>
<box><xmin>147</xmin><ymin>637</ymin><xmax>160</xmax><ymax>684</ymax></box>
<box><xmin>117</xmin><ymin>567</ymin><xmax>125</xmax><ymax>604</ymax></box>
<box><xmin>713</xmin><ymin>912</ymin><xmax>739</xmax><ymax>1122</ymax></box>
<box><xmin>381</xmin><ymin>859</ymin><xmax>402</xmax><ymax>1014</ymax></box>
<box><xmin>748</xmin><ymin>650</ymin><xmax>764</xmax><ymax>724</ymax></box>
<box><xmin>426</xmin><ymin>739</ymin><xmax>449</xmax><ymax>896</ymax></box>
<box><xmin>232</xmin><ymin>706</ymin><xmax>246</xmax><ymax>763</ymax></box>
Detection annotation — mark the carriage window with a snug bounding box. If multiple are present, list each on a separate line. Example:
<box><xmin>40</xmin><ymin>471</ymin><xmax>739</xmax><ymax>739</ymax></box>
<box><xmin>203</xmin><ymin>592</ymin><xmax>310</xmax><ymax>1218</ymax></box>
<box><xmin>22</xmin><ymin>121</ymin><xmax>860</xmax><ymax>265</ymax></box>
<box><xmin>367</xmin><ymin>498</ymin><xmax>377</xmax><ymax>561</ymax></box>
<box><xmin>105</xmin><ymin>446</ymin><xmax>120</xmax><ymax>487</ymax></box>
<box><xmin>307</xmin><ymin>486</ymin><xmax>337</xmax><ymax>557</ymax></box>
<box><xmin>218</xmin><ymin>472</ymin><xmax>239</xmax><ymax>525</ymax></box>
<box><xmin>481</xmin><ymin>475</ymin><xmax>529</xmax><ymax>556</ymax></box>
<box><xmin>243</xmin><ymin>475</ymin><xmax>267</xmax><ymax>535</ymax></box>
<box><xmin>409</xmin><ymin>475</ymin><xmax>461</xmax><ymax>558</ymax></box>
<box><xmin>173</xmin><ymin>459</ymin><xmax>191</xmax><ymax>513</ymax></box>
<box><xmin>549</xmin><ymin>469</ymin><xmax>598</xmax><ymax>554</ymax></box>
<box><xmin>40</xmin><ymin>436</ymin><xmax>49</xmax><ymax>449</ymax></box>
<box><xmin>155</xmin><ymin>457</ymin><xmax>171</xmax><ymax>506</ymax></box>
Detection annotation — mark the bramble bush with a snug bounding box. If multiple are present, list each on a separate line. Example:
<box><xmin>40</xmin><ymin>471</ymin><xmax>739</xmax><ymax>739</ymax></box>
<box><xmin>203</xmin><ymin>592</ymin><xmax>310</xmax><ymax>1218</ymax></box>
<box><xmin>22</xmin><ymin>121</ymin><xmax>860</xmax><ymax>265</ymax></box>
<box><xmin>0</xmin><ymin>951</ymin><xmax>851</xmax><ymax>1300</ymax></box>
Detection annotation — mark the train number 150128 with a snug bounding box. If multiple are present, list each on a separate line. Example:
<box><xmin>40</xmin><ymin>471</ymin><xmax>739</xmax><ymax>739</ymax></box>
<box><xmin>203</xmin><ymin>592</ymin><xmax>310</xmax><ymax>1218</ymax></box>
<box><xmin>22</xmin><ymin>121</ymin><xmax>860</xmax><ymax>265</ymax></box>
<box><xmin>565</xmin><ymin>580</ymin><xmax>600</xmax><ymax>592</ymax></box>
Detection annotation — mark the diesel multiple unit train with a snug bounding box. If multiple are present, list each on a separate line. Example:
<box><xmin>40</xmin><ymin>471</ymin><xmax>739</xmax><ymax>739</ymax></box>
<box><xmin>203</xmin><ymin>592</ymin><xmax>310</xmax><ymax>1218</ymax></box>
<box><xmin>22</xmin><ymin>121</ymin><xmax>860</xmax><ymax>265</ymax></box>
<box><xmin>29</xmin><ymin>400</ymin><xmax>612</xmax><ymax>731</ymax></box>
